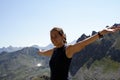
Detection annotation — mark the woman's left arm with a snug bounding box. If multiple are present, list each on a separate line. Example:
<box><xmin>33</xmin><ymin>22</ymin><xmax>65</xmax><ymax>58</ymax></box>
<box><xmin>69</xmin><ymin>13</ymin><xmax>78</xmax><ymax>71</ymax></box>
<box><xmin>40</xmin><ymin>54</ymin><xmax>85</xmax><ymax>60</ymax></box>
<box><xmin>66</xmin><ymin>24</ymin><xmax>120</xmax><ymax>58</ymax></box>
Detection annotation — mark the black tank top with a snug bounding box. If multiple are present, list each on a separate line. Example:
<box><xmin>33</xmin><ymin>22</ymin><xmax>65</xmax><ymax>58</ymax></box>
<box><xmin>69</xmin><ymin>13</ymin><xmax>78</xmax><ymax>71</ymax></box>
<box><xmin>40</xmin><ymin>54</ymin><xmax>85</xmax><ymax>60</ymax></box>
<box><xmin>49</xmin><ymin>45</ymin><xmax>72</xmax><ymax>80</ymax></box>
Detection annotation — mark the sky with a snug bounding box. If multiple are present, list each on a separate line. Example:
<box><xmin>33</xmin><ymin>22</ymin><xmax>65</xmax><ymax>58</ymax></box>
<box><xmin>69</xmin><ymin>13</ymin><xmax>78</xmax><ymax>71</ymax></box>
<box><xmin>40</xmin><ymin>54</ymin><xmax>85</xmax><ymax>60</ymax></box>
<box><xmin>0</xmin><ymin>0</ymin><xmax>120</xmax><ymax>48</ymax></box>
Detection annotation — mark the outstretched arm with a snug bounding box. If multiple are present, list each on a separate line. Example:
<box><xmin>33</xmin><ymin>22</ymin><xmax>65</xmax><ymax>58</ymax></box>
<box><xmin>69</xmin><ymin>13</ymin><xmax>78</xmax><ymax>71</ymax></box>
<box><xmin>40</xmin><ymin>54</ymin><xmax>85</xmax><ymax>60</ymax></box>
<box><xmin>66</xmin><ymin>24</ymin><xmax>120</xmax><ymax>58</ymax></box>
<box><xmin>38</xmin><ymin>49</ymin><xmax>54</xmax><ymax>57</ymax></box>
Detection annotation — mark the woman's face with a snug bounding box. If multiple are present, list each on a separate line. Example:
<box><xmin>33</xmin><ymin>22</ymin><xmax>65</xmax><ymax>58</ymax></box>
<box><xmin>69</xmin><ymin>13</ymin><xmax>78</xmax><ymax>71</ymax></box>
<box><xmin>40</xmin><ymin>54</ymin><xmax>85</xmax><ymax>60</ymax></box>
<box><xmin>50</xmin><ymin>30</ymin><xmax>64</xmax><ymax>47</ymax></box>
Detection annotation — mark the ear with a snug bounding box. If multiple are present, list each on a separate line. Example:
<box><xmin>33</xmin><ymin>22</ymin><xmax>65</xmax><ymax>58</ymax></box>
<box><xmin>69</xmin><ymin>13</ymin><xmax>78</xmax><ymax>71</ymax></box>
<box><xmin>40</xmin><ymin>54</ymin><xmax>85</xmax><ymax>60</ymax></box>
<box><xmin>61</xmin><ymin>35</ymin><xmax>65</xmax><ymax>40</ymax></box>
<box><xmin>62</xmin><ymin>34</ymin><xmax>66</xmax><ymax>40</ymax></box>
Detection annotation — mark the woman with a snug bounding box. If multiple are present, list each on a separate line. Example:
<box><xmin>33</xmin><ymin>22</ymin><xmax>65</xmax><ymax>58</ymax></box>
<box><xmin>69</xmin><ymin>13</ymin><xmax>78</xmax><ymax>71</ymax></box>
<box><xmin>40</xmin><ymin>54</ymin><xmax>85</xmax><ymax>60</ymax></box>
<box><xmin>38</xmin><ymin>24</ymin><xmax>120</xmax><ymax>80</ymax></box>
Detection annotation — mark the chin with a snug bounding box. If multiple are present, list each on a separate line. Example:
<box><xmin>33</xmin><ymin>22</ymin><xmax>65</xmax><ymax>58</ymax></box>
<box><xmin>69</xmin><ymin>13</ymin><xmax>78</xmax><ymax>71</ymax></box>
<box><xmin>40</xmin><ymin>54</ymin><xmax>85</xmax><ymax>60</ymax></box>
<box><xmin>53</xmin><ymin>43</ymin><xmax>57</xmax><ymax>46</ymax></box>
<box><xmin>54</xmin><ymin>44</ymin><xmax>59</xmax><ymax>47</ymax></box>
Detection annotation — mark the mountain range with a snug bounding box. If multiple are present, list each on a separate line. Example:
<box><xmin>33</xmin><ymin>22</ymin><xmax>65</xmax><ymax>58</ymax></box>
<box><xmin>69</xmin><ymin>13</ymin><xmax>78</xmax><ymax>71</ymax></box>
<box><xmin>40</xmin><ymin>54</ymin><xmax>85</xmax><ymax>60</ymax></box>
<box><xmin>0</xmin><ymin>30</ymin><xmax>120</xmax><ymax>80</ymax></box>
<box><xmin>0</xmin><ymin>46</ymin><xmax>22</xmax><ymax>53</ymax></box>
<box><xmin>0</xmin><ymin>44</ymin><xmax>53</xmax><ymax>53</ymax></box>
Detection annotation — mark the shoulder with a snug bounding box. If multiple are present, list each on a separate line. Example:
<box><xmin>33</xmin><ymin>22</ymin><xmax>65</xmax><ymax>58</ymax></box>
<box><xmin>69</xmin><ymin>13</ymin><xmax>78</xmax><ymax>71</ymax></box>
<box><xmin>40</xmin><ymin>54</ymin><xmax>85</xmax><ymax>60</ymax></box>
<box><xmin>65</xmin><ymin>45</ymin><xmax>74</xmax><ymax>58</ymax></box>
<box><xmin>65</xmin><ymin>43</ymin><xmax>84</xmax><ymax>58</ymax></box>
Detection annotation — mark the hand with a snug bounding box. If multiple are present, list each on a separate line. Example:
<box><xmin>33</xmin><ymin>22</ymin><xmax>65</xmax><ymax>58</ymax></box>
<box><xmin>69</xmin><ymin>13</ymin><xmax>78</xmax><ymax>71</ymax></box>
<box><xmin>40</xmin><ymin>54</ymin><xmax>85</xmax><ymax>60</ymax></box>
<box><xmin>108</xmin><ymin>23</ymin><xmax>120</xmax><ymax>32</ymax></box>
<box><xmin>100</xmin><ymin>23</ymin><xmax>120</xmax><ymax>35</ymax></box>
<box><xmin>37</xmin><ymin>49</ymin><xmax>42</xmax><ymax>55</ymax></box>
<box><xmin>110</xmin><ymin>23</ymin><xmax>120</xmax><ymax>29</ymax></box>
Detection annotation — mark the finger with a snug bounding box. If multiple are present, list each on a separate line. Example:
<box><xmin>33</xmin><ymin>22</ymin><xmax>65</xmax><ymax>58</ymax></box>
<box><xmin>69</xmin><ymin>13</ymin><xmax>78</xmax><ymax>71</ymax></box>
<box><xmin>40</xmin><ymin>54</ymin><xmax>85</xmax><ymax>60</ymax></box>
<box><xmin>111</xmin><ymin>24</ymin><xmax>120</xmax><ymax>29</ymax></box>
<box><xmin>107</xmin><ymin>28</ymin><xmax>118</xmax><ymax>33</ymax></box>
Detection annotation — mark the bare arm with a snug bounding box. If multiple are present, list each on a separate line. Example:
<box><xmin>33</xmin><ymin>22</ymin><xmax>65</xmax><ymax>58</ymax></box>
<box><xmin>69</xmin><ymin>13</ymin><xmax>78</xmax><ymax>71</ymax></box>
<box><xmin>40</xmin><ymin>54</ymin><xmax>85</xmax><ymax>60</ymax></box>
<box><xmin>66</xmin><ymin>32</ymin><xmax>100</xmax><ymax>58</ymax></box>
<box><xmin>38</xmin><ymin>49</ymin><xmax>54</xmax><ymax>57</ymax></box>
<box><xmin>66</xmin><ymin>24</ymin><xmax>120</xmax><ymax>58</ymax></box>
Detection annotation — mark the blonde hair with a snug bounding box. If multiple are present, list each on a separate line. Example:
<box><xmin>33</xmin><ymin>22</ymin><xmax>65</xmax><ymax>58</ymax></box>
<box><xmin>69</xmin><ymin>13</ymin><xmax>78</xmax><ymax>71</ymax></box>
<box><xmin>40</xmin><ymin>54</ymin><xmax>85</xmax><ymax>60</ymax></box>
<box><xmin>50</xmin><ymin>27</ymin><xmax>67</xmax><ymax>43</ymax></box>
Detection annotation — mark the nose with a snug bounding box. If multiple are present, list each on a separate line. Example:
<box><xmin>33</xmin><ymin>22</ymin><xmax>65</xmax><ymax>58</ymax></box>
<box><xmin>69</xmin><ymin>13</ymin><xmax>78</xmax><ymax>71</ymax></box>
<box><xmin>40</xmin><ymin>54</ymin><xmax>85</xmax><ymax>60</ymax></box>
<box><xmin>52</xmin><ymin>37</ymin><xmax>57</xmax><ymax>42</ymax></box>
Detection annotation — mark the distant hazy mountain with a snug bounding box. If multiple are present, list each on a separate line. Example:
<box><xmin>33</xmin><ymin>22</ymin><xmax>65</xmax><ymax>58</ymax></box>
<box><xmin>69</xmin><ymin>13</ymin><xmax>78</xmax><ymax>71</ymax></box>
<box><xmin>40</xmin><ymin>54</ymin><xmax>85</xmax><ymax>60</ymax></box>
<box><xmin>31</xmin><ymin>44</ymin><xmax>54</xmax><ymax>50</ymax></box>
<box><xmin>0</xmin><ymin>44</ymin><xmax>54</xmax><ymax>54</ymax></box>
<box><xmin>0</xmin><ymin>46</ymin><xmax>23</xmax><ymax>53</ymax></box>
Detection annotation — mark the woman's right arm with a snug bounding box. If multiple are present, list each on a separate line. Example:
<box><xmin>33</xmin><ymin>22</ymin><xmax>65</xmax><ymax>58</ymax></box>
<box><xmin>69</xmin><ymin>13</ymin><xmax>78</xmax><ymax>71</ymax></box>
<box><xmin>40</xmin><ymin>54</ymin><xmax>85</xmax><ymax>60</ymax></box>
<box><xmin>38</xmin><ymin>49</ymin><xmax>54</xmax><ymax>57</ymax></box>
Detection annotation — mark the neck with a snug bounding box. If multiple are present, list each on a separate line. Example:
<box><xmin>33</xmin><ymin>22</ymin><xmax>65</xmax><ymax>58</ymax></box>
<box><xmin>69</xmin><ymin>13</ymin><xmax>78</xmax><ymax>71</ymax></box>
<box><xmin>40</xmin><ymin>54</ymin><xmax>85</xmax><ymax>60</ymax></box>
<box><xmin>56</xmin><ymin>43</ymin><xmax>65</xmax><ymax>48</ymax></box>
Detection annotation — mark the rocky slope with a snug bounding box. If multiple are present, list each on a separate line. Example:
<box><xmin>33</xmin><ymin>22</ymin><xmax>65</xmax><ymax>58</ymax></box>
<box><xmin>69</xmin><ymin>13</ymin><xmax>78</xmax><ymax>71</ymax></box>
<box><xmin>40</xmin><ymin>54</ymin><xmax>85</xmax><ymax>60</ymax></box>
<box><xmin>70</xmin><ymin>31</ymin><xmax>120</xmax><ymax>80</ymax></box>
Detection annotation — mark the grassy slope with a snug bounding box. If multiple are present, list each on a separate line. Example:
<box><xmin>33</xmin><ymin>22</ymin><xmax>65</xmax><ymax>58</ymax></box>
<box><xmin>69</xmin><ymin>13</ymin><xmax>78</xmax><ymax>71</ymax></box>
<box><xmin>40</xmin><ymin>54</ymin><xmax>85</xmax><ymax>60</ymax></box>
<box><xmin>73</xmin><ymin>57</ymin><xmax>120</xmax><ymax>80</ymax></box>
